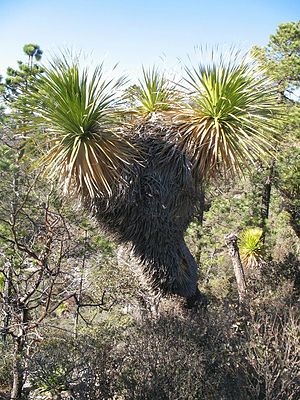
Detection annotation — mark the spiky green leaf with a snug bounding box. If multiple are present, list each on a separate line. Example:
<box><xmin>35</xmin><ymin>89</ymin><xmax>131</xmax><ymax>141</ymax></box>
<box><xmin>27</xmin><ymin>56</ymin><xmax>136</xmax><ymax>198</ymax></box>
<box><xmin>127</xmin><ymin>66</ymin><xmax>178</xmax><ymax>119</ymax></box>
<box><xmin>174</xmin><ymin>56</ymin><xmax>280</xmax><ymax>178</ymax></box>
<box><xmin>239</xmin><ymin>227</ymin><xmax>264</xmax><ymax>268</ymax></box>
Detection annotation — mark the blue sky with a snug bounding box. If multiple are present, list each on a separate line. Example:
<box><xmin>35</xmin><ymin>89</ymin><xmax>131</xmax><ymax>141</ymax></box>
<box><xmin>1</xmin><ymin>0</ymin><xmax>299</xmax><ymax>78</ymax></box>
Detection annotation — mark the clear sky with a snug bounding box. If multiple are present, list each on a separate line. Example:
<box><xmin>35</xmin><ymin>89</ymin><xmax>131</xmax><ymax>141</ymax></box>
<box><xmin>1</xmin><ymin>0</ymin><xmax>299</xmax><ymax>78</ymax></box>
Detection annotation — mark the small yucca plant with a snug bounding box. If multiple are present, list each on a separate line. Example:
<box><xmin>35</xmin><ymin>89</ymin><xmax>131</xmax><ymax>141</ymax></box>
<box><xmin>174</xmin><ymin>57</ymin><xmax>279</xmax><ymax>178</ymax></box>
<box><xmin>239</xmin><ymin>227</ymin><xmax>264</xmax><ymax>268</ymax></box>
<box><xmin>127</xmin><ymin>66</ymin><xmax>178</xmax><ymax>120</ymax></box>
<box><xmin>29</xmin><ymin>57</ymin><xmax>135</xmax><ymax>198</ymax></box>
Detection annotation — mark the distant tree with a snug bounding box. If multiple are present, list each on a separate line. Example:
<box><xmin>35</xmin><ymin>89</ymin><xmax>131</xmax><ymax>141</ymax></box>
<box><xmin>253</xmin><ymin>21</ymin><xmax>300</xmax><ymax>240</ymax></box>
<box><xmin>0</xmin><ymin>75</ymin><xmax>5</xmax><ymax>123</ymax></box>
<box><xmin>0</xmin><ymin>45</ymin><xmax>44</xmax><ymax>351</ymax></box>
<box><xmin>1</xmin><ymin>43</ymin><xmax>43</xmax><ymax>106</ymax></box>
<box><xmin>23</xmin><ymin>43</ymin><xmax>43</xmax><ymax>69</ymax></box>
<box><xmin>252</xmin><ymin>21</ymin><xmax>300</xmax><ymax>100</ymax></box>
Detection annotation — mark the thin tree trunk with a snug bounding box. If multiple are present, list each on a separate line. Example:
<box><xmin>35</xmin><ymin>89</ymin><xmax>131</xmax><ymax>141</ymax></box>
<box><xmin>225</xmin><ymin>233</ymin><xmax>248</xmax><ymax>307</ymax></box>
<box><xmin>2</xmin><ymin>261</ymin><xmax>12</xmax><ymax>343</ymax></box>
<box><xmin>260</xmin><ymin>160</ymin><xmax>275</xmax><ymax>237</ymax></box>
<box><xmin>2</xmin><ymin>169</ymin><xmax>20</xmax><ymax>342</ymax></box>
<box><xmin>11</xmin><ymin>337</ymin><xmax>25</xmax><ymax>400</ymax></box>
<box><xmin>74</xmin><ymin>230</ymin><xmax>88</xmax><ymax>338</ymax></box>
<box><xmin>10</xmin><ymin>305</ymin><xmax>29</xmax><ymax>400</ymax></box>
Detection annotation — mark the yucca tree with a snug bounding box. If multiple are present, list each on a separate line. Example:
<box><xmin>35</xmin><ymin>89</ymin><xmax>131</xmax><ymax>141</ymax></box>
<box><xmin>29</xmin><ymin>54</ymin><xmax>278</xmax><ymax>307</ymax></box>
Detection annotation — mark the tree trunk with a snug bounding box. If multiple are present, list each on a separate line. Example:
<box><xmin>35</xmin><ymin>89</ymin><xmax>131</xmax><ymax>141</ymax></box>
<box><xmin>11</xmin><ymin>337</ymin><xmax>25</xmax><ymax>400</ymax></box>
<box><xmin>2</xmin><ymin>262</ymin><xmax>12</xmax><ymax>343</ymax></box>
<box><xmin>225</xmin><ymin>233</ymin><xmax>248</xmax><ymax>307</ymax></box>
<box><xmin>10</xmin><ymin>306</ymin><xmax>29</xmax><ymax>400</ymax></box>
<box><xmin>74</xmin><ymin>230</ymin><xmax>88</xmax><ymax>338</ymax></box>
<box><xmin>3</xmin><ymin>169</ymin><xmax>20</xmax><ymax>343</ymax></box>
<box><xmin>260</xmin><ymin>160</ymin><xmax>275</xmax><ymax>237</ymax></box>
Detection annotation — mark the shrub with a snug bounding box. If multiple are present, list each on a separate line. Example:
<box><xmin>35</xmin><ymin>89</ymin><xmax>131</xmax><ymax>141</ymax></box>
<box><xmin>241</xmin><ymin>309</ymin><xmax>300</xmax><ymax>400</ymax></box>
<box><xmin>111</xmin><ymin>309</ymin><xmax>248</xmax><ymax>400</ymax></box>
<box><xmin>28</xmin><ymin>328</ymin><xmax>118</xmax><ymax>400</ymax></box>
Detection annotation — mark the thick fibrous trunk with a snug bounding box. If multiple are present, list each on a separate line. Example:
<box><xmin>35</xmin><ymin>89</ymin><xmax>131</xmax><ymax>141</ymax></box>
<box><xmin>225</xmin><ymin>233</ymin><xmax>247</xmax><ymax>306</ymax></box>
<box><xmin>91</xmin><ymin>125</ymin><xmax>204</xmax><ymax>304</ymax></box>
